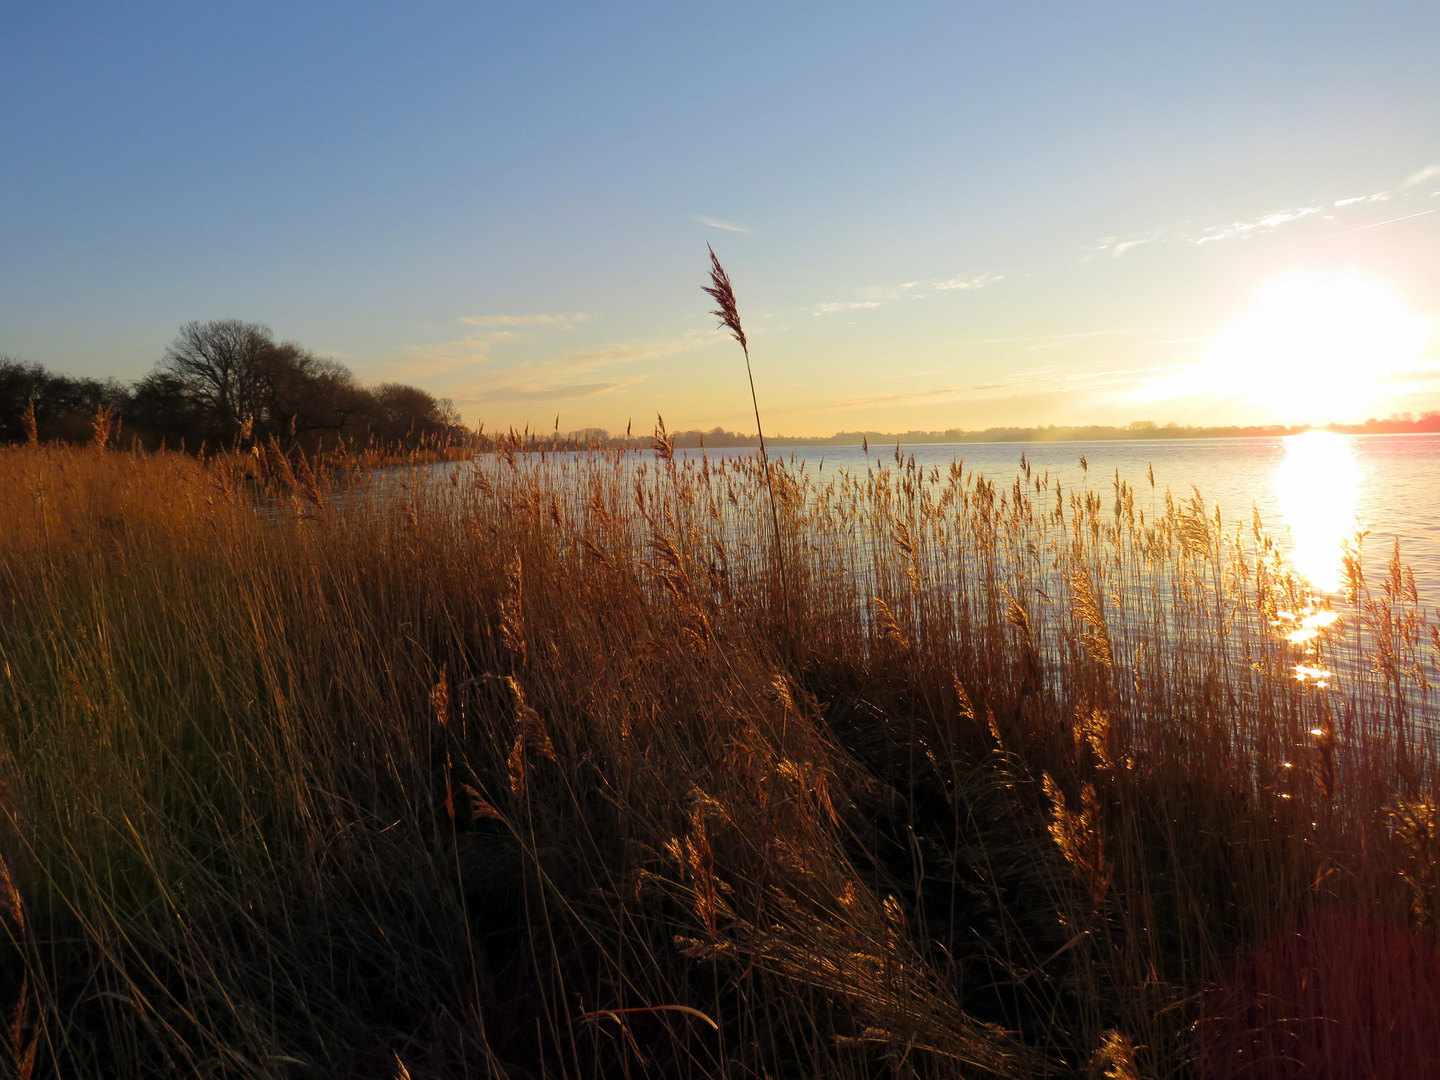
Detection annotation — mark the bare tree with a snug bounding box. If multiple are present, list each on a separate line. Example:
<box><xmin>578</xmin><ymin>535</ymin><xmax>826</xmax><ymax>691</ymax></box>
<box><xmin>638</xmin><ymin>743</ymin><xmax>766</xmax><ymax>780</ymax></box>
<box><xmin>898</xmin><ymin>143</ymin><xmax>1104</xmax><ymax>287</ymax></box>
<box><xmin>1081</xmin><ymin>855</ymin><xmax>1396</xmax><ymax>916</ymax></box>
<box><xmin>158</xmin><ymin>319</ymin><xmax>275</xmax><ymax>439</ymax></box>
<box><xmin>254</xmin><ymin>344</ymin><xmax>368</xmax><ymax>447</ymax></box>
<box><xmin>127</xmin><ymin>321</ymin><xmax>474</xmax><ymax>451</ymax></box>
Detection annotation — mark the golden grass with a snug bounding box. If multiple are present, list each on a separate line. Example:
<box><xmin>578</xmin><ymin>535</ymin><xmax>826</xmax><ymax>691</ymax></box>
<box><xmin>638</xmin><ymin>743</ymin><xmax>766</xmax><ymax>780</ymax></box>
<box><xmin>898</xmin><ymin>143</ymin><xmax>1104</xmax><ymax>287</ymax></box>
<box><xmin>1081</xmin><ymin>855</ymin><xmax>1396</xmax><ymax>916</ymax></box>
<box><xmin>0</xmin><ymin>438</ymin><xmax>1436</xmax><ymax>1078</ymax></box>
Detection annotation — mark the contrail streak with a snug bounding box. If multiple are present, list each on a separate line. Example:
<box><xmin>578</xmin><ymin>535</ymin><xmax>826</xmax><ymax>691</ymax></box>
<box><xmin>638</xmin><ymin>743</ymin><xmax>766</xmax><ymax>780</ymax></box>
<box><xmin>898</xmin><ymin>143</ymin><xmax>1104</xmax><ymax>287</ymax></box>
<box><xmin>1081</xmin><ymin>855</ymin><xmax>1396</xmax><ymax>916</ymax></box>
<box><xmin>1224</xmin><ymin>207</ymin><xmax>1440</xmax><ymax>260</ymax></box>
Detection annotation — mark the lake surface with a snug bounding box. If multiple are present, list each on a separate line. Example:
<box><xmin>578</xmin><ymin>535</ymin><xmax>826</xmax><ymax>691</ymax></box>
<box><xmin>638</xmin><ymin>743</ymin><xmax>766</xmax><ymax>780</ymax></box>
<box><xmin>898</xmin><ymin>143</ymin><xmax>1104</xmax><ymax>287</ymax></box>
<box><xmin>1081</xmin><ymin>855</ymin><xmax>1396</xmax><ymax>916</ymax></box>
<box><xmin>743</xmin><ymin>432</ymin><xmax>1440</xmax><ymax>608</ymax></box>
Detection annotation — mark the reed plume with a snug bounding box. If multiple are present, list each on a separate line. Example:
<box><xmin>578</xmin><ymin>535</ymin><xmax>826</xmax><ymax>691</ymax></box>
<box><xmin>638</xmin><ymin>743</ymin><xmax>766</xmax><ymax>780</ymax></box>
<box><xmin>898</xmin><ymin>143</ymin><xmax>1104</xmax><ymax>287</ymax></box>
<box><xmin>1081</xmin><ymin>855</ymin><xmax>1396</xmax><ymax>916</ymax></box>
<box><xmin>21</xmin><ymin>398</ymin><xmax>37</xmax><ymax>447</ymax></box>
<box><xmin>90</xmin><ymin>403</ymin><xmax>114</xmax><ymax>450</ymax></box>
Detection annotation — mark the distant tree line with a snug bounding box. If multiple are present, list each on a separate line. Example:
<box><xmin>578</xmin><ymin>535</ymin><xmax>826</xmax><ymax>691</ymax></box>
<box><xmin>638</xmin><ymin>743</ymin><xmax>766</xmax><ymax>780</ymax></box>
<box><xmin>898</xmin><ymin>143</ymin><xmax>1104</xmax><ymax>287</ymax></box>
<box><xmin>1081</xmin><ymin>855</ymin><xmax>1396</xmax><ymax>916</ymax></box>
<box><xmin>797</xmin><ymin>416</ymin><xmax>1440</xmax><ymax>444</ymax></box>
<box><xmin>552</xmin><ymin>413</ymin><xmax>1440</xmax><ymax>452</ymax></box>
<box><xmin>1</xmin><ymin>319</ymin><xmax>468</xmax><ymax>451</ymax></box>
<box><xmin>640</xmin><ymin>416</ymin><xmax>1440</xmax><ymax>448</ymax></box>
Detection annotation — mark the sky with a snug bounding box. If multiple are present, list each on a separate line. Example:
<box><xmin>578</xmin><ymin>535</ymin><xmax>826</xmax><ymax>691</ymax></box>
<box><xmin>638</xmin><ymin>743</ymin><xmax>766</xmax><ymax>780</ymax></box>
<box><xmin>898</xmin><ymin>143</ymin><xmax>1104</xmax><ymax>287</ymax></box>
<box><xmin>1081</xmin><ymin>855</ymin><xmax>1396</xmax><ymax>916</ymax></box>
<box><xmin>4</xmin><ymin>1</ymin><xmax>1440</xmax><ymax>436</ymax></box>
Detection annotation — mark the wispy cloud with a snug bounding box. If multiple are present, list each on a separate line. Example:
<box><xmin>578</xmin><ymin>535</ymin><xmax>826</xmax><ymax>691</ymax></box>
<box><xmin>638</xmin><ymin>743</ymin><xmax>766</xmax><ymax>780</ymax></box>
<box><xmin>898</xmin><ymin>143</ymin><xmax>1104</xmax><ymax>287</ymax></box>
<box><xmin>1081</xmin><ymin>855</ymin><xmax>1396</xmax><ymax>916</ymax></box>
<box><xmin>447</xmin><ymin>329</ymin><xmax>722</xmax><ymax>407</ymax></box>
<box><xmin>1387</xmin><ymin>363</ymin><xmax>1440</xmax><ymax>388</ymax></box>
<box><xmin>949</xmin><ymin>329</ymin><xmax>1151</xmax><ymax>346</ymax></box>
<box><xmin>695</xmin><ymin>216</ymin><xmax>753</xmax><ymax>233</ymax></box>
<box><xmin>458</xmin><ymin>313</ymin><xmax>587</xmax><ymax>328</ymax></box>
<box><xmin>381</xmin><ymin>313</ymin><xmax>588</xmax><ymax>380</ymax></box>
<box><xmin>1101</xmin><ymin>233</ymin><xmax>1166</xmax><ymax>258</ymax></box>
<box><xmin>1096</xmin><ymin>203</ymin><xmax>1336</xmax><ymax>255</ymax></box>
<box><xmin>389</xmin><ymin>334</ymin><xmax>493</xmax><ymax>380</ymax></box>
<box><xmin>814</xmin><ymin>271</ymin><xmax>999</xmax><ymax>315</ymax></box>
<box><xmin>1220</xmin><ymin>208</ymin><xmax>1440</xmax><ymax>260</ymax></box>
<box><xmin>855</xmin><ymin>281</ymin><xmax>929</xmax><ymax>301</ymax></box>
<box><xmin>1091</xmin><ymin>225</ymin><xmax>1180</xmax><ymax>258</ymax></box>
<box><xmin>1403</xmin><ymin>163</ymin><xmax>1440</xmax><ymax>188</ymax></box>
<box><xmin>1193</xmin><ymin>206</ymin><xmax>1322</xmax><ymax>245</ymax></box>
<box><xmin>934</xmin><ymin>272</ymin><xmax>1001</xmax><ymax>291</ymax></box>
<box><xmin>1097</xmin><ymin>159</ymin><xmax>1440</xmax><ymax>259</ymax></box>
<box><xmin>458</xmin><ymin>376</ymin><xmax>651</xmax><ymax>404</ymax></box>
<box><xmin>792</xmin><ymin>363</ymin><xmax>1177</xmax><ymax>414</ymax></box>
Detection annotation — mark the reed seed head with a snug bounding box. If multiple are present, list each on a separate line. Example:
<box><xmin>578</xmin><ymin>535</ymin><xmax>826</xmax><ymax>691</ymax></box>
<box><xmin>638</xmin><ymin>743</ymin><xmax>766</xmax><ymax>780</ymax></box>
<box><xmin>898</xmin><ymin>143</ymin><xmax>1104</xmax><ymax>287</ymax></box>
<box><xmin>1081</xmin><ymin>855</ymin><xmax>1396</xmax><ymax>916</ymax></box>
<box><xmin>702</xmin><ymin>245</ymin><xmax>747</xmax><ymax>350</ymax></box>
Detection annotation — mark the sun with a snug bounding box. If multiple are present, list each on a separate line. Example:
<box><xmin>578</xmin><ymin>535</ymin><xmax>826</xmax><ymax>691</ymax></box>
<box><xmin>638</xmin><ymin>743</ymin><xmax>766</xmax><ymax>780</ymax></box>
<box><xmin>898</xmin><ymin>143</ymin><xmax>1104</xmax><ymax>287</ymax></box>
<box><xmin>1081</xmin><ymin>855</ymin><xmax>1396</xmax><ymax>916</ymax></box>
<box><xmin>1136</xmin><ymin>273</ymin><xmax>1430</xmax><ymax>424</ymax></box>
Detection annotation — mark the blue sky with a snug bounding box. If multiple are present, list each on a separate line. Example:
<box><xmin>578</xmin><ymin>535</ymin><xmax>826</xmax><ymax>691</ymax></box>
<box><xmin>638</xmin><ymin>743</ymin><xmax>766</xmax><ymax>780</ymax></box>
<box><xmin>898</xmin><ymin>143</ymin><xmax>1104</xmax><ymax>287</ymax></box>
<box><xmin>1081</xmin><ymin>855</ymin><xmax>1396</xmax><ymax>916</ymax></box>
<box><xmin>5</xmin><ymin>2</ymin><xmax>1440</xmax><ymax>434</ymax></box>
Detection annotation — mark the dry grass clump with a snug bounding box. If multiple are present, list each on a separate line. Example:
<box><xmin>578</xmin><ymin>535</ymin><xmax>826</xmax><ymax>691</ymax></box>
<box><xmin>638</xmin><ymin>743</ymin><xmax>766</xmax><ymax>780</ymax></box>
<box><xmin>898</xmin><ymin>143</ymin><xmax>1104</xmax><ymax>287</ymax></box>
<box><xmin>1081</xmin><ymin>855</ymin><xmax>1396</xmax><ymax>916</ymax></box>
<box><xmin>0</xmin><ymin>437</ymin><xmax>1435</xmax><ymax>1078</ymax></box>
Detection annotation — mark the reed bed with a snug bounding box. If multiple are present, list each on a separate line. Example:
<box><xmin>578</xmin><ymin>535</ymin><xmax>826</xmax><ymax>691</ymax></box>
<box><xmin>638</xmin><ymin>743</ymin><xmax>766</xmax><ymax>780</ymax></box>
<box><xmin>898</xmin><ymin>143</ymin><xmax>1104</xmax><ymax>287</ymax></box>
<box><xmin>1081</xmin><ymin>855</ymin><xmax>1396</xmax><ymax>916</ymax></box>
<box><xmin>0</xmin><ymin>437</ymin><xmax>1436</xmax><ymax>1079</ymax></box>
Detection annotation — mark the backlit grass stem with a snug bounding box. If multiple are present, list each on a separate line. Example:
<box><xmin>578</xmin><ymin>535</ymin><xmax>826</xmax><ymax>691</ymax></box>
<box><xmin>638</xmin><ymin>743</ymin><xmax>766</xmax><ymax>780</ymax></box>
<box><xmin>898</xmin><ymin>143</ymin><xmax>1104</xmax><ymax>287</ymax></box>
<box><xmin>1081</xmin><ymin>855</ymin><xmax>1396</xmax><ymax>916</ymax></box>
<box><xmin>704</xmin><ymin>245</ymin><xmax>791</xmax><ymax>631</ymax></box>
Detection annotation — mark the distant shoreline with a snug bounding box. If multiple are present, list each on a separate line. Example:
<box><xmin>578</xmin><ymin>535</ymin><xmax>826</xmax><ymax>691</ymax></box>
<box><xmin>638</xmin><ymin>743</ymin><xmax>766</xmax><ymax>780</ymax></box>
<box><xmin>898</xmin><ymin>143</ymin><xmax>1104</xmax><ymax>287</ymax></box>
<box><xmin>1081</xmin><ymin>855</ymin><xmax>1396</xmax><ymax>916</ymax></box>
<box><xmin>634</xmin><ymin>414</ymin><xmax>1440</xmax><ymax>449</ymax></box>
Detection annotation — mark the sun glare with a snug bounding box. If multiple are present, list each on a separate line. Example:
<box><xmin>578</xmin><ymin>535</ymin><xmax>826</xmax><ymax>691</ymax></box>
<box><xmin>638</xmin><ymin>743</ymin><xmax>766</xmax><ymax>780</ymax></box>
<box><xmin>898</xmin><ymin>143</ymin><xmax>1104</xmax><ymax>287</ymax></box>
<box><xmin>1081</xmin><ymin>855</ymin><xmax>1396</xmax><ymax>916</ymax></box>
<box><xmin>1136</xmin><ymin>274</ymin><xmax>1430</xmax><ymax>423</ymax></box>
<box><xmin>1275</xmin><ymin>429</ymin><xmax>1361</xmax><ymax>594</ymax></box>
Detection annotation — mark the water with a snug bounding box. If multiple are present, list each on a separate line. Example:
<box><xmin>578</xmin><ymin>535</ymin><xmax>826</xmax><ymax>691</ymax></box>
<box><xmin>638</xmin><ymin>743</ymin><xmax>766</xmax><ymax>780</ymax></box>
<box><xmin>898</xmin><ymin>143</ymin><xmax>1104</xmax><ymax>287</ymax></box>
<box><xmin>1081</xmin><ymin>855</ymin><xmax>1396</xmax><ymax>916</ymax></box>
<box><xmin>749</xmin><ymin>432</ymin><xmax>1440</xmax><ymax>610</ymax></box>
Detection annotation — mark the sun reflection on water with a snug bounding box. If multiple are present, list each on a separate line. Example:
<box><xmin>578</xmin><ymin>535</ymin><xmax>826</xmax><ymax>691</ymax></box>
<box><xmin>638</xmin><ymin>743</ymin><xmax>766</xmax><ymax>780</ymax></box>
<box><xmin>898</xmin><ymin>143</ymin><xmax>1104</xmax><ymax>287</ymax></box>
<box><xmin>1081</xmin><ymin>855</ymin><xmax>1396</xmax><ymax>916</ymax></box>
<box><xmin>1278</xmin><ymin>607</ymin><xmax>1340</xmax><ymax>646</ymax></box>
<box><xmin>1275</xmin><ymin>431</ymin><xmax>1361</xmax><ymax>595</ymax></box>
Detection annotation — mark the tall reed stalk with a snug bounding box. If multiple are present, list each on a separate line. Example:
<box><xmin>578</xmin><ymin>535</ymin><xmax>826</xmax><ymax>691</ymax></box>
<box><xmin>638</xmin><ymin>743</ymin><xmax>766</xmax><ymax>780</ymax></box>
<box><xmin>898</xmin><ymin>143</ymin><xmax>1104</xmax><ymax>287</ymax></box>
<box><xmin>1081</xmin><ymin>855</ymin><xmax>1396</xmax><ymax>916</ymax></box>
<box><xmin>704</xmin><ymin>246</ymin><xmax>791</xmax><ymax>627</ymax></box>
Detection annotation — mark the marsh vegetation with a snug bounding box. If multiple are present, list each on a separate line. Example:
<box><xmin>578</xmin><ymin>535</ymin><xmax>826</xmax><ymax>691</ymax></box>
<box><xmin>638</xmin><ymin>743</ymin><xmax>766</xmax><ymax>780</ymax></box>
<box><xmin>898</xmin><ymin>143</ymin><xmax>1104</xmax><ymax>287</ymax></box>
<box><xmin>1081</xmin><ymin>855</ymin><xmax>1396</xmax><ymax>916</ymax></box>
<box><xmin>0</xmin><ymin>434</ymin><xmax>1437</xmax><ymax>1078</ymax></box>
